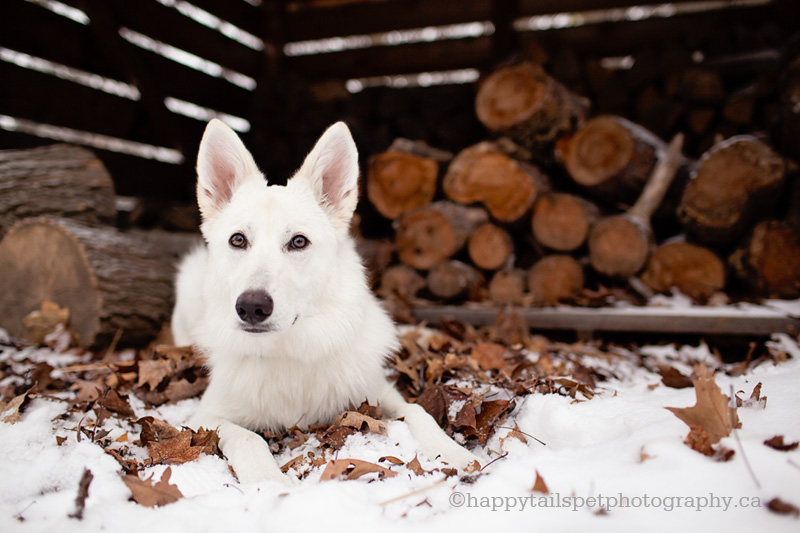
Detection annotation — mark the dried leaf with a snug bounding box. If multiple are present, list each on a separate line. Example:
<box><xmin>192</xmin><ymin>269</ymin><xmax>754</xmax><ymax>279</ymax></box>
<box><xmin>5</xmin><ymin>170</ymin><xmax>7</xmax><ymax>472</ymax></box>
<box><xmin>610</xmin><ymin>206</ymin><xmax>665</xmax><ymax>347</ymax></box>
<box><xmin>463</xmin><ymin>399</ymin><xmax>515</xmax><ymax>444</ymax></box>
<box><xmin>406</xmin><ymin>455</ymin><xmax>430</xmax><ymax>476</ymax></box>
<box><xmin>1</xmin><ymin>389</ymin><xmax>33</xmax><ymax>423</ymax></box>
<box><xmin>71</xmin><ymin>380</ymin><xmax>103</xmax><ymax>403</ymax></box>
<box><xmin>23</xmin><ymin>300</ymin><xmax>69</xmax><ymax>344</ymax></box>
<box><xmin>69</xmin><ymin>468</ymin><xmax>93</xmax><ymax>520</ymax></box>
<box><xmin>164</xmin><ymin>377</ymin><xmax>208</xmax><ymax>403</ymax></box>
<box><xmin>121</xmin><ymin>467</ymin><xmax>183</xmax><ymax>507</ymax></box>
<box><xmin>532</xmin><ymin>470</ymin><xmax>549</xmax><ymax>494</ymax></box>
<box><xmin>101</xmin><ymin>389</ymin><xmax>135</xmax><ymax>418</ymax></box>
<box><xmin>147</xmin><ymin>430</ymin><xmax>202</xmax><ymax>465</ymax></box>
<box><xmin>319</xmin><ymin>458</ymin><xmax>397</xmax><ymax>481</ymax></box>
<box><xmin>499</xmin><ymin>422</ymin><xmax>528</xmax><ymax>448</ymax></box>
<box><xmin>332</xmin><ymin>411</ymin><xmax>387</xmax><ymax>435</ymax></box>
<box><xmin>764</xmin><ymin>435</ymin><xmax>799</xmax><ymax>452</ymax></box>
<box><xmin>471</xmin><ymin>343</ymin><xmax>508</xmax><ymax>371</ymax></box>
<box><xmin>666</xmin><ymin>363</ymin><xmax>739</xmax><ymax>444</ymax></box>
<box><xmin>137</xmin><ymin>359</ymin><xmax>174</xmax><ymax>390</ymax></box>
<box><xmin>766</xmin><ymin>498</ymin><xmax>800</xmax><ymax>518</ymax></box>
<box><xmin>657</xmin><ymin>365</ymin><xmax>693</xmax><ymax>389</ymax></box>
<box><xmin>378</xmin><ymin>456</ymin><xmax>404</xmax><ymax>465</ymax></box>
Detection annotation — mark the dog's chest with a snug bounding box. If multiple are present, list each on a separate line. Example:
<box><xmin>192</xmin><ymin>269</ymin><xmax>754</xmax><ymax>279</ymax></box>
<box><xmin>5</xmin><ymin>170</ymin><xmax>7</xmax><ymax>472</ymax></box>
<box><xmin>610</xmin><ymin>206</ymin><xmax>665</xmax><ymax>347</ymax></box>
<box><xmin>210</xmin><ymin>353</ymin><xmax>384</xmax><ymax>431</ymax></box>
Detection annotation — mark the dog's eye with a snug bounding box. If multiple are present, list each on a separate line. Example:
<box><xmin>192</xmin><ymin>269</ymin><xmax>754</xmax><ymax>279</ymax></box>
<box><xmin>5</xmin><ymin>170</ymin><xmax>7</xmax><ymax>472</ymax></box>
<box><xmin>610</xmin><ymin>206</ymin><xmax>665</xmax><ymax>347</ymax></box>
<box><xmin>288</xmin><ymin>234</ymin><xmax>309</xmax><ymax>250</ymax></box>
<box><xmin>229</xmin><ymin>233</ymin><xmax>248</xmax><ymax>249</ymax></box>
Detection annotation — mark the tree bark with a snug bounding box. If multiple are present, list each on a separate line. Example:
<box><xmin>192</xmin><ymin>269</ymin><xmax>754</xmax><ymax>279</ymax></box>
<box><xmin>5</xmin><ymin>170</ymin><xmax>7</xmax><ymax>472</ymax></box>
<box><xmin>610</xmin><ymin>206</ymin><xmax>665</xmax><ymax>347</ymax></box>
<box><xmin>641</xmin><ymin>241</ymin><xmax>726</xmax><ymax>302</ymax></box>
<box><xmin>443</xmin><ymin>142</ymin><xmax>549</xmax><ymax>223</ymax></box>
<box><xmin>527</xmin><ymin>255</ymin><xmax>584</xmax><ymax>305</ymax></box>
<box><xmin>467</xmin><ymin>222</ymin><xmax>514</xmax><ymax>271</ymax></box>
<box><xmin>395</xmin><ymin>202</ymin><xmax>488</xmax><ymax>270</ymax></box>
<box><xmin>531</xmin><ymin>192</ymin><xmax>599</xmax><ymax>252</ymax></box>
<box><xmin>678</xmin><ymin>135</ymin><xmax>787</xmax><ymax>245</ymax></box>
<box><xmin>475</xmin><ymin>62</ymin><xmax>589</xmax><ymax>155</ymax></box>
<box><xmin>0</xmin><ymin>217</ymin><xmax>198</xmax><ymax>348</ymax></box>
<box><xmin>0</xmin><ymin>144</ymin><xmax>117</xmax><ymax>238</ymax></box>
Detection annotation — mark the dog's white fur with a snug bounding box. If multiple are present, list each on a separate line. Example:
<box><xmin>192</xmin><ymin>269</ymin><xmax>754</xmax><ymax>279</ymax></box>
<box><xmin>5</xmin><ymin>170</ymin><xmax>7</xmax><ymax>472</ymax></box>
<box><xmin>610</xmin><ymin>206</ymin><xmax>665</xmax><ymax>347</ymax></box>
<box><xmin>173</xmin><ymin>119</ymin><xmax>480</xmax><ymax>483</ymax></box>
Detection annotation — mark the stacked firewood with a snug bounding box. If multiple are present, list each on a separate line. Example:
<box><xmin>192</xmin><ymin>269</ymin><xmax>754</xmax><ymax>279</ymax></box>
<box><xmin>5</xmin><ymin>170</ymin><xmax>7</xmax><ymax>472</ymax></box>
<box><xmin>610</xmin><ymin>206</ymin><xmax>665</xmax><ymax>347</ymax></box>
<box><xmin>365</xmin><ymin>62</ymin><xmax>800</xmax><ymax>318</ymax></box>
<box><xmin>0</xmin><ymin>145</ymin><xmax>199</xmax><ymax>348</ymax></box>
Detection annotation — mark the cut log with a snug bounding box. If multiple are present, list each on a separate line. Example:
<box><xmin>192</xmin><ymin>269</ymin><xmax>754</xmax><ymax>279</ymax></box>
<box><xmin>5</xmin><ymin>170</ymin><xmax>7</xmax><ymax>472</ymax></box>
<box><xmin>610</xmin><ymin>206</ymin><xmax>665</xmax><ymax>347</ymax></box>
<box><xmin>395</xmin><ymin>202</ymin><xmax>488</xmax><ymax>270</ymax></box>
<box><xmin>531</xmin><ymin>192</ymin><xmax>599</xmax><ymax>252</ymax></box>
<box><xmin>367</xmin><ymin>146</ymin><xmax>440</xmax><ymax>220</ymax></box>
<box><xmin>488</xmin><ymin>269</ymin><xmax>526</xmax><ymax>305</ymax></box>
<box><xmin>376</xmin><ymin>264</ymin><xmax>426</xmax><ymax>323</ymax></box>
<box><xmin>0</xmin><ymin>144</ymin><xmax>117</xmax><ymax>238</ymax></box>
<box><xmin>527</xmin><ymin>255</ymin><xmax>584</xmax><ymax>305</ymax></box>
<box><xmin>443</xmin><ymin>142</ymin><xmax>549</xmax><ymax>223</ymax></box>
<box><xmin>780</xmin><ymin>58</ymin><xmax>800</xmax><ymax>166</ymax></box>
<box><xmin>426</xmin><ymin>260</ymin><xmax>483</xmax><ymax>301</ymax></box>
<box><xmin>641</xmin><ymin>241</ymin><xmax>726</xmax><ymax>302</ymax></box>
<box><xmin>0</xmin><ymin>217</ymin><xmax>199</xmax><ymax>348</ymax></box>
<box><xmin>355</xmin><ymin>238</ymin><xmax>395</xmax><ymax>286</ymax></box>
<box><xmin>475</xmin><ymin>62</ymin><xmax>589</xmax><ymax>154</ymax></box>
<box><xmin>556</xmin><ymin>115</ymin><xmax>670</xmax><ymax>204</ymax></box>
<box><xmin>467</xmin><ymin>222</ymin><xmax>513</xmax><ymax>271</ymax></box>
<box><xmin>729</xmin><ymin>220</ymin><xmax>800</xmax><ymax>299</ymax></box>
<box><xmin>678</xmin><ymin>136</ymin><xmax>787</xmax><ymax>245</ymax></box>
<box><xmin>589</xmin><ymin>133</ymin><xmax>685</xmax><ymax>278</ymax></box>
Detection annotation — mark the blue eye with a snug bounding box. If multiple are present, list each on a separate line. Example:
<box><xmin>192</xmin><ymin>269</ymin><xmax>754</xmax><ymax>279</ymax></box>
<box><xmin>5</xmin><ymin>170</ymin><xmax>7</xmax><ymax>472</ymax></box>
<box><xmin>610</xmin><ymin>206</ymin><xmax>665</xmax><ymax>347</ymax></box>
<box><xmin>289</xmin><ymin>234</ymin><xmax>309</xmax><ymax>250</ymax></box>
<box><xmin>229</xmin><ymin>233</ymin><xmax>248</xmax><ymax>249</ymax></box>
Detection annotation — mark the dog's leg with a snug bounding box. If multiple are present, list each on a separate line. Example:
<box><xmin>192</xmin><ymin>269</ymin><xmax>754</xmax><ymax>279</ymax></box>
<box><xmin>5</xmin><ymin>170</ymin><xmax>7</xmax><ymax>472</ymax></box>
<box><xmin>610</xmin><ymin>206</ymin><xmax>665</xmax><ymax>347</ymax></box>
<box><xmin>379</xmin><ymin>387</ymin><xmax>482</xmax><ymax>471</ymax></box>
<box><xmin>189</xmin><ymin>412</ymin><xmax>291</xmax><ymax>485</ymax></box>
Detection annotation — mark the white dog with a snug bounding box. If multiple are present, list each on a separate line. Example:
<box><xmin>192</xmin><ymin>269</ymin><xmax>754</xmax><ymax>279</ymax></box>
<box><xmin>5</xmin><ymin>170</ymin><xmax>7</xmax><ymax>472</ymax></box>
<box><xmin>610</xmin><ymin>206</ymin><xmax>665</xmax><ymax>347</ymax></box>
<box><xmin>172</xmin><ymin>119</ymin><xmax>480</xmax><ymax>483</ymax></box>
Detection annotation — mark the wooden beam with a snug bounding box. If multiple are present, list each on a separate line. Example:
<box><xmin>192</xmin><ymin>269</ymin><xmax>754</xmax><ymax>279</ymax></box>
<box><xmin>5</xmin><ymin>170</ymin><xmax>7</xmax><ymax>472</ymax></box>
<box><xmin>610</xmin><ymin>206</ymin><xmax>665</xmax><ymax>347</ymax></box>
<box><xmin>412</xmin><ymin>305</ymin><xmax>800</xmax><ymax>336</ymax></box>
<box><xmin>285</xmin><ymin>36</ymin><xmax>492</xmax><ymax>80</ymax></box>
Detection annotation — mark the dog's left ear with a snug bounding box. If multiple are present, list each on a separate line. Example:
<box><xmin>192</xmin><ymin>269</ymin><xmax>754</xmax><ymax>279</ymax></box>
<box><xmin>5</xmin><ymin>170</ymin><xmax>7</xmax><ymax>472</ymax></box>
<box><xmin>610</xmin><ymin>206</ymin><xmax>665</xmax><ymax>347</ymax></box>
<box><xmin>295</xmin><ymin>122</ymin><xmax>359</xmax><ymax>226</ymax></box>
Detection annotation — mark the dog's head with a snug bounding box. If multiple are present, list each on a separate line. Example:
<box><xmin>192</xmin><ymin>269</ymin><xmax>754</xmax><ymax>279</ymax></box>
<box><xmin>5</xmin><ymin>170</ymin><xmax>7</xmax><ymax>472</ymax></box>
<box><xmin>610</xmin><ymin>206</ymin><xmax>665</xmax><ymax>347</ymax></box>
<box><xmin>194</xmin><ymin>119</ymin><xmax>362</xmax><ymax>343</ymax></box>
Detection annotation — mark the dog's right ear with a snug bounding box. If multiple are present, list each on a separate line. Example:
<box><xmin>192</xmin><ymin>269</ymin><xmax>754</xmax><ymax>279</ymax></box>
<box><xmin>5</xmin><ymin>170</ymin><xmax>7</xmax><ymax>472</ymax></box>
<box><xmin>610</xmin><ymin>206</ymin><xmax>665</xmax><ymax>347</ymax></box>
<box><xmin>196</xmin><ymin>119</ymin><xmax>262</xmax><ymax>219</ymax></box>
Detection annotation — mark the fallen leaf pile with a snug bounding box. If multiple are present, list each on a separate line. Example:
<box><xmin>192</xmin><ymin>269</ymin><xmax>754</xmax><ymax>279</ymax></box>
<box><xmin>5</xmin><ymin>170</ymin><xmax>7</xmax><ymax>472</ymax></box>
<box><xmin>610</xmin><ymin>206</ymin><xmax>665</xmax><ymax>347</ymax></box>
<box><xmin>0</xmin><ymin>309</ymin><xmax>797</xmax><ymax>516</ymax></box>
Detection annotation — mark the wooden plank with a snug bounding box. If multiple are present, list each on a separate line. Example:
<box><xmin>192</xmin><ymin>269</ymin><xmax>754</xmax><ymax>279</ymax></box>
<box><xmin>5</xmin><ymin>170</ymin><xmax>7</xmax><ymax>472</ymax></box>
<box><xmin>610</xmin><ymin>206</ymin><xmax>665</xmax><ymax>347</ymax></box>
<box><xmin>0</xmin><ymin>0</ymin><xmax>124</xmax><ymax>81</ymax></box>
<box><xmin>284</xmin><ymin>0</ymin><xmax>492</xmax><ymax>42</ymax></box>
<box><xmin>285</xmin><ymin>36</ymin><xmax>492</xmax><ymax>79</ymax></box>
<box><xmin>106</xmin><ymin>0</ymin><xmax>263</xmax><ymax>77</ymax></box>
<box><xmin>412</xmin><ymin>305</ymin><xmax>800</xmax><ymax>336</ymax></box>
<box><xmin>0</xmin><ymin>61</ymin><xmax>139</xmax><ymax>141</ymax></box>
<box><xmin>185</xmin><ymin>0</ymin><xmax>264</xmax><ymax>37</ymax></box>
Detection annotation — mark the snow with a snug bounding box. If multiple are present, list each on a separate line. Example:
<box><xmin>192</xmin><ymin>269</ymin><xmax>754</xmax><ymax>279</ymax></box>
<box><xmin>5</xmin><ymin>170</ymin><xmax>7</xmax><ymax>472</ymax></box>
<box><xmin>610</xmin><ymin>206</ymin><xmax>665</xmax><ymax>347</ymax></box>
<box><xmin>1</xmin><ymin>330</ymin><xmax>799</xmax><ymax>532</ymax></box>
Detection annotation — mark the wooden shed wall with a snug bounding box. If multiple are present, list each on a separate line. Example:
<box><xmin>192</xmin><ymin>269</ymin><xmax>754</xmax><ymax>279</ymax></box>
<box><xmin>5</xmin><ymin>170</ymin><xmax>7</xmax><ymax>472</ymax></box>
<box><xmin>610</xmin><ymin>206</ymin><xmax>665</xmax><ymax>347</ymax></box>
<box><xmin>0</xmin><ymin>0</ymin><xmax>797</xmax><ymax>203</ymax></box>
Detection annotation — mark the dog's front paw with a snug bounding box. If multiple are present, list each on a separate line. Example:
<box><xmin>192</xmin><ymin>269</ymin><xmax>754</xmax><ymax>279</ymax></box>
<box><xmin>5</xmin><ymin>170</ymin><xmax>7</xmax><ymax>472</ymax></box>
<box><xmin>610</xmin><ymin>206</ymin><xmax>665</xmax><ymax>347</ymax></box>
<box><xmin>232</xmin><ymin>457</ymin><xmax>294</xmax><ymax>486</ymax></box>
<box><xmin>437</xmin><ymin>445</ymin><xmax>483</xmax><ymax>473</ymax></box>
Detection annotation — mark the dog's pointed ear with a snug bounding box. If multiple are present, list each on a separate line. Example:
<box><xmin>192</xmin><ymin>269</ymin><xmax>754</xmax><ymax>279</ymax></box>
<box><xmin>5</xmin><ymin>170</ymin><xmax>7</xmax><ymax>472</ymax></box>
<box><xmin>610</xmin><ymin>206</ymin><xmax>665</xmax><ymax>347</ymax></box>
<box><xmin>295</xmin><ymin>122</ymin><xmax>359</xmax><ymax>227</ymax></box>
<box><xmin>196</xmin><ymin>119</ymin><xmax>262</xmax><ymax>219</ymax></box>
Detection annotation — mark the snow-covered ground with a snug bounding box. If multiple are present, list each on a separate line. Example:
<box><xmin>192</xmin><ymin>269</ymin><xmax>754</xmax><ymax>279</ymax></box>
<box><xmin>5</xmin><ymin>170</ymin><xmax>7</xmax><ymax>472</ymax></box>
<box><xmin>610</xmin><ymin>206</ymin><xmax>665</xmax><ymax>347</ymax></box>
<box><xmin>1</xmin><ymin>328</ymin><xmax>799</xmax><ymax>532</ymax></box>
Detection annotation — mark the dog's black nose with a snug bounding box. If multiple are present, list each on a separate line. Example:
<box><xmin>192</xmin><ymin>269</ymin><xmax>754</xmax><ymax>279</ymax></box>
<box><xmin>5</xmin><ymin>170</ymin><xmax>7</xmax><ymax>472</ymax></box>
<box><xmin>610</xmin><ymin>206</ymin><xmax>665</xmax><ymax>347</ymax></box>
<box><xmin>235</xmin><ymin>291</ymin><xmax>274</xmax><ymax>325</ymax></box>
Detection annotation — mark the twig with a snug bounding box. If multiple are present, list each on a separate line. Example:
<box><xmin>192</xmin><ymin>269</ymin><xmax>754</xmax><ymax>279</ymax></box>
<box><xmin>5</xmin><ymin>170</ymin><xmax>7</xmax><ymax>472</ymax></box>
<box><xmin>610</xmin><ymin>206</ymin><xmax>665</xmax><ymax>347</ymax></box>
<box><xmin>730</xmin><ymin>385</ymin><xmax>760</xmax><ymax>489</ymax></box>
<box><xmin>497</xmin><ymin>426</ymin><xmax>546</xmax><ymax>446</ymax></box>
<box><xmin>480</xmin><ymin>451</ymin><xmax>508</xmax><ymax>472</ymax></box>
<box><xmin>379</xmin><ymin>477</ymin><xmax>448</xmax><ymax>506</ymax></box>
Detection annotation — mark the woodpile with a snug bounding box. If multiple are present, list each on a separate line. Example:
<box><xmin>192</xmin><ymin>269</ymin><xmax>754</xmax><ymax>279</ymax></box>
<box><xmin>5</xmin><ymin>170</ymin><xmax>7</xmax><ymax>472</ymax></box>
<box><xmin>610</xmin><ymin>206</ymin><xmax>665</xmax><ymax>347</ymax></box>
<box><xmin>0</xmin><ymin>146</ymin><xmax>197</xmax><ymax>348</ymax></box>
<box><xmin>364</xmin><ymin>60</ymin><xmax>799</xmax><ymax>319</ymax></box>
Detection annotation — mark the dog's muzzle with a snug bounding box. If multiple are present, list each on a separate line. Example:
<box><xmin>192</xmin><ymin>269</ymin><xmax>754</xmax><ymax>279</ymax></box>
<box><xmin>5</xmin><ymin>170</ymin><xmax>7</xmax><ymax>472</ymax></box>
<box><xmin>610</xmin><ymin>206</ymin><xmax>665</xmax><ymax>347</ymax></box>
<box><xmin>235</xmin><ymin>290</ymin><xmax>274</xmax><ymax>326</ymax></box>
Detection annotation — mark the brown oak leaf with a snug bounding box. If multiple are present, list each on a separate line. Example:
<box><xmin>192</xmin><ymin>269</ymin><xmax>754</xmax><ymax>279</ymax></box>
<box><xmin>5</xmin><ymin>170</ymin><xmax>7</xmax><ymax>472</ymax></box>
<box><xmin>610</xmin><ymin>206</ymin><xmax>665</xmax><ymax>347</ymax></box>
<box><xmin>471</xmin><ymin>343</ymin><xmax>508</xmax><ymax>371</ymax></box>
<box><xmin>767</xmin><ymin>498</ymin><xmax>800</xmax><ymax>518</ymax></box>
<box><xmin>319</xmin><ymin>458</ymin><xmax>398</xmax><ymax>481</ymax></box>
<box><xmin>764</xmin><ymin>435</ymin><xmax>799</xmax><ymax>452</ymax></box>
<box><xmin>121</xmin><ymin>467</ymin><xmax>183</xmax><ymax>507</ymax></box>
<box><xmin>666</xmin><ymin>363</ymin><xmax>739</xmax><ymax>444</ymax></box>
<box><xmin>1</xmin><ymin>388</ymin><xmax>33</xmax><ymax>424</ymax></box>
<box><xmin>332</xmin><ymin>411</ymin><xmax>387</xmax><ymax>435</ymax></box>
<box><xmin>532</xmin><ymin>470</ymin><xmax>549</xmax><ymax>494</ymax></box>
<box><xmin>100</xmin><ymin>389</ymin><xmax>135</xmax><ymax>418</ymax></box>
<box><xmin>462</xmin><ymin>399</ymin><xmax>515</xmax><ymax>444</ymax></box>
<box><xmin>499</xmin><ymin>422</ymin><xmax>528</xmax><ymax>448</ymax></box>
